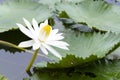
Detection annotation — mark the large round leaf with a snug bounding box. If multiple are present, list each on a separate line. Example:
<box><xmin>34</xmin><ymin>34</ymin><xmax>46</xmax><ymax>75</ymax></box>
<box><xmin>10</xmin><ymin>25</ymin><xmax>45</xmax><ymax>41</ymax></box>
<box><xmin>31</xmin><ymin>59</ymin><xmax>120</xmax><ymax>80</ymax></box>
<box><xmin>35</xmin><ymin>30</ymin><xmax>120</xmax><ymax>68</ymax></box>
<box><xmin>56</xmin><ymin>0</ymin><xmax>120</xmax><ymax>33</ymax></box>
<box><xmin>0</xmin><ymin>0</ymin><xmax>52</xmax><ymax>32</ymax></box>
<box><xmin>0</xmin><ymin>74</ymin><xmax>8</xmax><ymax>80</ymax></box>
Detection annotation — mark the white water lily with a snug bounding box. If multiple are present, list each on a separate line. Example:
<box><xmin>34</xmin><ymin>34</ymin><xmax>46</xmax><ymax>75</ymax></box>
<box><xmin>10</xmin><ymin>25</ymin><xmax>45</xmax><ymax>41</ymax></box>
<box><xmin>16</xmin><ymin>18</ymin><xmax>69</xmax><ymax>59</ymax></box>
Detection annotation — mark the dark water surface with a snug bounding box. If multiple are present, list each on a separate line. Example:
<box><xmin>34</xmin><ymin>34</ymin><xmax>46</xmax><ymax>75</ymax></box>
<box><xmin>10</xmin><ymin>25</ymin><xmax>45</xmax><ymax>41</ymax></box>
<box><xmin>0</xmin><ymin>49</ymin><xmax>47</xmax><ymax>80</ymax></box>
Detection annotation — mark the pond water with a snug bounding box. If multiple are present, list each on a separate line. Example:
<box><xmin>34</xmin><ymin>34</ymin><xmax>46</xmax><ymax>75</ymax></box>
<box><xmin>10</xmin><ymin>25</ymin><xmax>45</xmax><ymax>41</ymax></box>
<box><xmin>0</xmin><ymin>49</ymin><xmax>48</xmax><ymax>80</ymax></box>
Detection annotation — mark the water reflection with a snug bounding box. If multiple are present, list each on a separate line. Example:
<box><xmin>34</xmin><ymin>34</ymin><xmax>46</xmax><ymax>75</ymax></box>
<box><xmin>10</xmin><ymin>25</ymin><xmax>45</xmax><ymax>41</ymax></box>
<box><xmin>0</xmin><ymin>49</ymin><xmax>48</xmax><ymax>80</ymax></box>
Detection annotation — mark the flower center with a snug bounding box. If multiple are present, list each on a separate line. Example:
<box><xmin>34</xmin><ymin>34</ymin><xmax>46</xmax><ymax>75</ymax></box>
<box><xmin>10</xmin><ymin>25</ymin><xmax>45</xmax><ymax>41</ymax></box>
<box><xmin>42</xmin><ymin>25</ymin><xmax>51</xmax><ymax>37</ymax></box>
<box><xmin>39</xmin><ymin>24</ymin><xmax>52</xmax><ymax>42</ymax></box>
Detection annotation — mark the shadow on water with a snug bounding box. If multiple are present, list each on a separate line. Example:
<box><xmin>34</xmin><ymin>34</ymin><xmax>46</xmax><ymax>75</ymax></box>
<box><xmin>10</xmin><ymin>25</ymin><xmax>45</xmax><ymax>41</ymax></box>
<box><xmin>0</xmin><ymin>49</ymin><xmax>49</xmax><ymax>80</ymax></box>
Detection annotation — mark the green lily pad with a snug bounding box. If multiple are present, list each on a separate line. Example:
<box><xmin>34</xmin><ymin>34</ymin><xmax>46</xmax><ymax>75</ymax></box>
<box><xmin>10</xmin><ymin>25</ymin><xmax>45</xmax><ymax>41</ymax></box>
<box><xmin>56</xmin><ymin>0</ymin><xmax>120</xmax><ymax>33</ymax></box>
<box><xmin>35</xmin><ymin>30</ymin><xmax>120</xmax><ymax>68</ymax></box>
<box><xmin>30</xmin><ymin>59</ymin><xmax>120</xmax><ymax>80</ymax></box>
<box><xmin>0</xmin><ymin>74</ymin><xmax>8</xmax><ymax>80</ymax></box>
<box><xmin>0</xmin><ymin>0</ymin><xmax>52</xmax><ymax>32</ymax></box>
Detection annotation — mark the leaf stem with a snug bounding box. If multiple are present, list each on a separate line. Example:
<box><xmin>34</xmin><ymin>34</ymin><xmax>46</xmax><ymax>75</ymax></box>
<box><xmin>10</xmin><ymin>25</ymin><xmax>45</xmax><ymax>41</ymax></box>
<box><xmin>0</xmin><ymin>40</ymin><xmax>25</xmax><ymax>51</ymax></box>
<box><xmin>26</xmin><ymin>49</ymin><xmax>39</xmax><ymax>72</ymax></box>
<box><xmin>0</xmin><ymin>40</ymin><xmax>49</xmax><ymax>58</ymax></box>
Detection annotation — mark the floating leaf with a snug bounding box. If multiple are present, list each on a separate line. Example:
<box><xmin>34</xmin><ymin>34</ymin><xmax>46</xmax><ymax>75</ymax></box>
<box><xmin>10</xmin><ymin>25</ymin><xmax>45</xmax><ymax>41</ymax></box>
<box><xmin>38</xmin><ymin>0</ymin><xmax>60</xmax><ymax>6</ymax></box>
<box><xmin>35</xmin><ymin>29</ymin><xmax>120</xmax><ymax>68</ymax></box>
<box><xmin>76</xmin><ymin>59</ymin><xmax>120</xmax><ymax>80</ymax></box>
<box><xmin>56</xmin><ymin>0</ymin><xmax>120</xmax><ymax>33</ymax></box>
<box><xmin>38</xmin><ymin>0</ymin><xmax>60</xmax><ymax>11</ymax></box>
<box><xmin>30</xmin><ymin>70</ymin><xmax>92</xmax><ymax>80</ymax></box>
<box><xmin>0</xmin><ymin>74</ymin><xmax>8</xmax><ymax>80</ymax></box>
<box><xmin>62</xmin><ymin>0</ymin><xmax>85</xmax><ymax>3</ymax></box>
<box><xmin>0</xmin><ymin>0</ymin><xmax>52</xmax><ymax>32</ymax></box>
<box><xmin>38</xmin><ymin>0</ymin><xmax>60</xmax><ymax>5</ymax></box>
<box><xmin>30</xmin><ymin>59</ymin><xmax>120</xmax><ymax>80</ymax></box>
<box><xmin>38</xmin><ymin>0</ymin><xmax>85</xmax><ymax>11</ymax></box>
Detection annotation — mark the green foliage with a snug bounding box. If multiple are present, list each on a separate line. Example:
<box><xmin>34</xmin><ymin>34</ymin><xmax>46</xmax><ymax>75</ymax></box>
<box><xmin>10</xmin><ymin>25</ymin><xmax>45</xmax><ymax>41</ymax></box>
<box><xmin>56</xmin><ymin>0</ymin><xmax>120</xmax><ymax>33</ymax></box>
<box><xmin>38</xmin><ymin>0</ymin><xmax>60</xmax><ymax>10</ymax></box>
<box><xmin>34</xmin><ymin>30</ymin><xmax>120</xmax><ymax>68</ymax></box>
<box><xmin>38</xmin><ymin>0</ymin><xmax>84</xmax><ymax>11</ymax></box>
<box><xmin>62</xmin><ymin>0</ymin><xmax>85</xmax><ymax>3</ymax></box>
<box><xmin>0</xmin><ymin>0</ymin><xmax>52</xmax><ymax>32</ymax></box>
<box><xmin>29</xmin><ymin>59</ymin><xmax>120</xmax><ymax>80</ymax></box>
<box><xmin>38</xmin><ymin>0</ymin><xmax>60</xmax><ymax>5</ymax></box>
<box><xmin>76</xmin><ymin>59</ymin><xmax>120</xmax><ymax>80</ymax></box>
<box><xmin>0</xmin><ymin>75</ymin><xmax>8</xmax><ymax>80</ymax></box>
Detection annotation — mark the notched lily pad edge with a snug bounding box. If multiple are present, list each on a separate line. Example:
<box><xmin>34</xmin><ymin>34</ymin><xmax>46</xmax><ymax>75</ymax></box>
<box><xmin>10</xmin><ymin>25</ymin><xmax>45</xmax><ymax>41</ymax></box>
<box><xmin>34</xmin><ymin>55</ymin><xmax>99</xmax><ymax>69</ymax></box>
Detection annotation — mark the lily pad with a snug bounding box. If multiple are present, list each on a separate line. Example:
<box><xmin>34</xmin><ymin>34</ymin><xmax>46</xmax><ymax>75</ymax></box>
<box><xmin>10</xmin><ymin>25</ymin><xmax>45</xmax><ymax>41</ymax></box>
<box><xmin>35</xmin><ymin>30</ymin><xmax>120</xmax><ymax>68</ymax></box>
<box><xmin>0</xmin><ymin>0</ymin><xmax>52</xmax><ymax>32</ymax></box>
<box><xmin>0</xmin><ymin>74</ymin><xmax>8</xmax><ymax>80</ymax></box>
<box><xmin>30</xmin><ymin>59</ymin><xmax>120</xmax><ymax>80</ymax></box>
<box><xmin>56</xmin><ymin>0</ymin><xmax>120</xmax><ymax>33</ymax></box>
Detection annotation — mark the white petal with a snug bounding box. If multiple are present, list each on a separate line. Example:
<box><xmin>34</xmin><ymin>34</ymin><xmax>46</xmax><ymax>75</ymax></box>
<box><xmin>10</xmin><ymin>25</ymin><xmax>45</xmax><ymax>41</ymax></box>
<box><xmin>44</xmin><ymin>19</ymin><xmax>48</xmax><ymax>25</ymax></box>
<box><xmin>46</xmin><ymin>41</ymin><xmax>69</xmax><ymax>50</ymax></box>
<box><xmin>16</xmin><ymin>23</ymin><xmax>34</xmax><ymax>39</ymax></box>
<box><xmin>23</xmin><ymin>18</ymin><xmax>34</xmax><ymax>33</ymax></box>
<box><xmin>40</xmin><ymin>46</ymin><xmax>48</xmax><ymax>55</ymax></box>
<box><xmin>18</xmin><ymin>40</ymin><xmax>34</xmax><ymax>47</ymax></box>
<box><xmin>48</xmin><ymin>29</ymin><xmax>58</xmax><ymax>37</ymax></box>
<box><xmin>48</xmin><ymin>32</ymin><xmax>64</xmax><ymax>41</ymax></box>
<box><xmin>43</xmin><ymin>44</ymin><xmax>62</xmax><ymax>59</ymax></box>
<box><xmin>53</xmin><ymin>35</ymin><xmax>64</xmax><ymax>40</ymax></box>
<box><xmin>32</xmin><ymin>18</ymin><xmax>39</xmax><ymax>32</ymax></box>
<box><xmin>56</xmin><ymin>33</ymin><xmax>63</xmax><ymax>36</ymax></box>
<box><xmin>39</xmin><ymin>31</ymin><xmax>47</xmax><ymax>41</ymax></box>
<box><xmin>39</xmin><ymin>20</ymin><xmax>48</xmax><ymax>30</ymax></box>
<box><xmin>33</xmin><ymin>43</ymin><xmax>40</xmax><ymax>50</ymax></box>
<box><xmin>40</xmin><ymin>23</ymin><xmax>46</xmax><ymax>30</ymax></box>
<box><xmin>51</xmin><ymin>29</ymin><xmax>59</xmax><ymax>35</ymax></box>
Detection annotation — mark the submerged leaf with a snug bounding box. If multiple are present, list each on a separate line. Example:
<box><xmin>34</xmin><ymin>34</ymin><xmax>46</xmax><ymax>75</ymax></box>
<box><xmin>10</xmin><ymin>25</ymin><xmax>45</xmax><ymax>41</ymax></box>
<box><xmin>56</xmin><ymin>0</ymin><xmax>120</xmax><ymax>33</ymax></box>
<box><xmin>0</xmin><ymin>0</ymin><xmax>52</xmax><ymax>32</ymax></box>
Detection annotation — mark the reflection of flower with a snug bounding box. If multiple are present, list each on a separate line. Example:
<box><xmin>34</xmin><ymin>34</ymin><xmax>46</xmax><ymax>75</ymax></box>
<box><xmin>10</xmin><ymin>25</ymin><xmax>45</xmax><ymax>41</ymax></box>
<box><xmin>16</xmin><ymin>18</ymin><xmax>69</xmax><ymax>59</ymax></box>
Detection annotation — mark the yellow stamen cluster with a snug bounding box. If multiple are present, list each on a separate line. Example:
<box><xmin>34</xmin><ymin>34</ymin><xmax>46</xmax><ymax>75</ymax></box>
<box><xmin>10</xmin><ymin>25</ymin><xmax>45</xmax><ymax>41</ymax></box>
<box><xmin>42</xmin><ymin>25</ymin><xmax>51</xmax><ymax>37</ymax></box>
